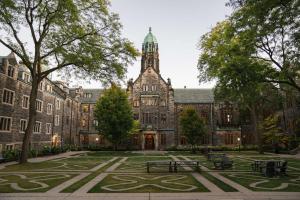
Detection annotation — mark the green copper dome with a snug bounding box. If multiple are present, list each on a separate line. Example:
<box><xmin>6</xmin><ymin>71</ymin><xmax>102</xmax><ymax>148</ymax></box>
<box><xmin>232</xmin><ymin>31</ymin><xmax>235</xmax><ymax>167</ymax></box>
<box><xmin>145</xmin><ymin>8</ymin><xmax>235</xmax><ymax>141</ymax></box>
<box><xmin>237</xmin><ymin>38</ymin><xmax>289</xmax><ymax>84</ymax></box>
<box><xmin>143</xmin><ymin>27</ymin><xmax>157</xmax><ymax>44</ymax></box>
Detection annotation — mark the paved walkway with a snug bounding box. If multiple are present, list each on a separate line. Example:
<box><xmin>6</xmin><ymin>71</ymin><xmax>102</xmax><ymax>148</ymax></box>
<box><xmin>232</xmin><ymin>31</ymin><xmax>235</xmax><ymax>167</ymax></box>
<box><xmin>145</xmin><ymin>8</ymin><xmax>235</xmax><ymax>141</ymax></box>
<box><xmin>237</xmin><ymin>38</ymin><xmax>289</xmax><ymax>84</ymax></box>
<box><xmin>170</xmin><ymin>155</ymin><xmax>224</xmax><ymax>193</ymax></box>
<box><xmin>181</xmin><ymin>156</ymin><xmax>252</xmax><ymax>193</ymax></box>
<box><xmin>106</xmin><ymin>157</ymin><xmax>128</xmax><ymax>172</ymax></box>
<box><xmin>1</xmin><ymin>192</ymin><xmax>300</xmax><ymax>200</ymax></box>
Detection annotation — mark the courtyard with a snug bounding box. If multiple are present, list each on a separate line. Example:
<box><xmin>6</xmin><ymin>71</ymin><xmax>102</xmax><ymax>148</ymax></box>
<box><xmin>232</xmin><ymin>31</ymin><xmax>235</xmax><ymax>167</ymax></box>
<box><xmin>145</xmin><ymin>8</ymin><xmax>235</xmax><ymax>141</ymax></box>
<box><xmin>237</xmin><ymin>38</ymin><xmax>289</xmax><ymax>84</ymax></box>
<box><xmin>0</xmin><ymin>151</ymin><xmax>299</xmax><ymax>200</ymax></box>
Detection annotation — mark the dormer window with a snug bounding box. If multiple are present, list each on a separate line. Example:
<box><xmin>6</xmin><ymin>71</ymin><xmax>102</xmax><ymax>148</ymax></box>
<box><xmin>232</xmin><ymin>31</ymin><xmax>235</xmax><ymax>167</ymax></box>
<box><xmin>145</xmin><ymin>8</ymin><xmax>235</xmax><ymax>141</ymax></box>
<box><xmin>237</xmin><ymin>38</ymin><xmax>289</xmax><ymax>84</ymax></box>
<box><xmin>46</xmin><ymin>84</ymin><xmax>52</xmax><ymax>93</ymax></box>
<box><xmin>38</xmin><ymin>81</ymin><xmax>44</xmax><ymax>91</ymax></box>
<box><xmin>23</xmin><ymin>72</ymin><xmax>31</xmax><ymax>83</ymax></box>
<box><xmin>7</xmin><ymin>65</ymin><xmax>14</xmax><ymax>77</ymax></box>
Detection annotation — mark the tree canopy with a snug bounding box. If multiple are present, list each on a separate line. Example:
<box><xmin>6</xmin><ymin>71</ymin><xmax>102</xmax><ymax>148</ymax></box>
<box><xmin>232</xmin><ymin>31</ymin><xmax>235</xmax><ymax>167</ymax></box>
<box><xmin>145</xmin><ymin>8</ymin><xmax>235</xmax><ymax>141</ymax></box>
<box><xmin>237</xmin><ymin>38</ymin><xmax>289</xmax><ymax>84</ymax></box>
<box><xmin>199</xmin><ymin>0</ymin><xmax>300</xmax><ymax>93</ymax></box>
<box><xmin>179</xmin><ymin>108</ymin><xmax>206</xmax><ymax>152</ymax></box>
<box><xmin>0</xmin><ymin>0</ymin><xmax>138</xmax><ymax>82</ymax></box>
<box><xmin>0</xmin><ymin>0</ymin><xmax>138</xmax><ymax>163</ymax></box>
<box><xmin>94</xmin><ymin>84</ymin><xmax>134</xmax><ymax>150</ymax></box>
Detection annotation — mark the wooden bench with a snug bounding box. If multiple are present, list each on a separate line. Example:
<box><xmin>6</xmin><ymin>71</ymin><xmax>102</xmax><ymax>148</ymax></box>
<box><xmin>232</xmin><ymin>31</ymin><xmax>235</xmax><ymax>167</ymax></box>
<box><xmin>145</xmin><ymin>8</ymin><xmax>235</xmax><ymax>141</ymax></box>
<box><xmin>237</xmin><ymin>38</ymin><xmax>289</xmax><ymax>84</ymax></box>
<box><xmin>146</xmin><ymin>160</ymin><xmax>173</xmax><ymax>173</ymax></box>
<box><xmin>174</xmin><ymin>160</ymin><xmax>200</xmax><ymax>172</ymax></box>
<box><xmin>207</xmin><ymin>153</ymin><xmax>226</xmax><ymax>161</ymax></box>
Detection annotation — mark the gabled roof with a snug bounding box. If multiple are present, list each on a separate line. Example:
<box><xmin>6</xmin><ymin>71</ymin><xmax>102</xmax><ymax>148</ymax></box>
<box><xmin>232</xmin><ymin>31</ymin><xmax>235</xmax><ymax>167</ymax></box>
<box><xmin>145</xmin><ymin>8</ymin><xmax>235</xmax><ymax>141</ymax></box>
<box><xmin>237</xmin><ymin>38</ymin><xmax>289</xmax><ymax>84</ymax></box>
<box><xmin>174</xmin><ymin>88</ymin><xmax>214</xmax><ymax>103</ymax></box>
<box><xmin>80</xmin><ymin>89</ymin><xmax>104</xmax><ymax>103</ymax></box>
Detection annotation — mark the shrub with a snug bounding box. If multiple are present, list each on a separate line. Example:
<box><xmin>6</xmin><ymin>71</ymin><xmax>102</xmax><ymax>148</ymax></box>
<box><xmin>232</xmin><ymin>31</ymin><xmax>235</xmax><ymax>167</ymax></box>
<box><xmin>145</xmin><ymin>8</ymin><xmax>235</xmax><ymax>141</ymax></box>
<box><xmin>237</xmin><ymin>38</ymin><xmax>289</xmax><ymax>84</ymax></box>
<box><xmin>51</xmin><ymin>146</ymin><xmax>61</xmax><ymax>154</ymax></box>
<box><xmin>2</xmin><ymin>149</ymin><xmax>21</xmax><ymax>161</ymax></box>
<box><xmin>42</xmin><ymin>146</ymin><xmax>52</xmax><ymax>155</ymax></box>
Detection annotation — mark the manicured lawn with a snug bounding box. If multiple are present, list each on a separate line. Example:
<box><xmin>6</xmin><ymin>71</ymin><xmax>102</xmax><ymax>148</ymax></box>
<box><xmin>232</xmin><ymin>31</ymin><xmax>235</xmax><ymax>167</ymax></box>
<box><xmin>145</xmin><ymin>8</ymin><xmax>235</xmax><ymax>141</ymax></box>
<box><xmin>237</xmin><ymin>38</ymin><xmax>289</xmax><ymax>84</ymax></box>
<box><xmin>0</xmin><ymin>173</ymin><xmax>77</xmax><ymax>193</ymax></box>
<box><xmin>61</xmin><ymin>157</ymin><xmax>120</xmax><ymax>193</ymax></box>
<box><xmin>115</xmin><ymin>156</ymin><xmax>172</xmax><ymax>173</ymax></box>
<box><xmin>221</xmin><ymin>172</ymin><xmax>300</xmax><ymax>192</ymax></box>
<box><xmin>1</xmin><ymin>151</ymin><xmax>300</xmax><ymax>194</ymax></box>
<box><xmin>87</xmin><ymin>151</ymin><xmax>136</xmax><ymax>157</ymax></box>
<box><xmin>89</xmin><ymin>173</ymin><xmax>209</xmax><ymax>193</ymax></box>
<box><xmin>0</xmin><ymin>156</ymin><xmax>112</xmax><ymax>172</ymax></box>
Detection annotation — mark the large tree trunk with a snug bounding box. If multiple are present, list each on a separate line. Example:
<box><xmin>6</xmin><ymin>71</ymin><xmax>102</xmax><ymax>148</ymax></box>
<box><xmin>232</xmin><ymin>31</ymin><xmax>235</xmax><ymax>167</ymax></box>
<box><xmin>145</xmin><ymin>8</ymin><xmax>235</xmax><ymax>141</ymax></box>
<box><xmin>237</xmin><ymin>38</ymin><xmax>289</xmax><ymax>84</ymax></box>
<box><xmin>20</xmin><ymin>78</ymin><xmax>39</xmax><ymax>164</ymax></box>
<box><xmin>250</xmin><ymin>105</ymin><xmax>263</xmax><ymax>154</ymax></box>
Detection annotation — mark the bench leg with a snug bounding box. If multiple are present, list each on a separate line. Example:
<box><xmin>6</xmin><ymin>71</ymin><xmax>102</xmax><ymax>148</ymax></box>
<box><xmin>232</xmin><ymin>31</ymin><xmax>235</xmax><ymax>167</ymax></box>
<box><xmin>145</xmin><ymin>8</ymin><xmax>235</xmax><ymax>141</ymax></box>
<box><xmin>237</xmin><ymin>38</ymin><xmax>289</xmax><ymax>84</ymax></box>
<box><xmin>169</xmin><ymin>165</ymin><xmax>172</xmax><ymax>172</ymax></box>
<box><xmin>147</xmin><ymin>165</ymin><xmax>149</xmax><ymax>173</ymax></box>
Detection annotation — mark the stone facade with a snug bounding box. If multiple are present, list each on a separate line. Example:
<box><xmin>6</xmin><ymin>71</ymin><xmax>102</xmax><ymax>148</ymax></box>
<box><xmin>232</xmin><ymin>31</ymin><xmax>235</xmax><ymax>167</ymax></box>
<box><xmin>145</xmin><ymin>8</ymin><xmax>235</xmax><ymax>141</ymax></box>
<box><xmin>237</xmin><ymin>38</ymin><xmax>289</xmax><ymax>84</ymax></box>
<box><xmin>127</xmin><ymin>28</ymin><xmax>175</xmax><ymax>150</ymax></box>
<box><xmin>0</xmin><ymin>53</ymin><xmax>81</xmax><ymax>152</ymax></box>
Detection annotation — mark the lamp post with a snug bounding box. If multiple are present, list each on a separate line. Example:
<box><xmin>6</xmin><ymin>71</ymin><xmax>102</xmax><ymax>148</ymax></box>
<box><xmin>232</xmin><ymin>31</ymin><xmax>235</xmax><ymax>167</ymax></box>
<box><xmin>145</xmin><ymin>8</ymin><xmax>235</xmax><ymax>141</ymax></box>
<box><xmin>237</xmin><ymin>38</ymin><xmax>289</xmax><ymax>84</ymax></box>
<box><xmin>237</xmin><ymin>137</ymin><xmax>241</xmax><ymax>152</ymax></box>
<box><xmin>95</xmin><ymin>137</ymin><xmax>99</xmax><ymax>147</ymax></box>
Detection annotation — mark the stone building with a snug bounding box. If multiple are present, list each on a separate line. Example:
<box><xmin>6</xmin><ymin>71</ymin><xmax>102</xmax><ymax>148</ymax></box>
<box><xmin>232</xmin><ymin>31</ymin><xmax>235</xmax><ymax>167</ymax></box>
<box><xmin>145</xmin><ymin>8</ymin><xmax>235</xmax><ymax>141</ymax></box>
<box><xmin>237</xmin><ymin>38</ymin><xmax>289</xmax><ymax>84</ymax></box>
<box><xmin>0</xmin><ymin>28</ymin><xmax>243</xmax><ymax>152</ymax></box>
<box><xmin>0</xmin><ymin>53</ymin><xmax>81</xmax><ymax>152</ymax></box>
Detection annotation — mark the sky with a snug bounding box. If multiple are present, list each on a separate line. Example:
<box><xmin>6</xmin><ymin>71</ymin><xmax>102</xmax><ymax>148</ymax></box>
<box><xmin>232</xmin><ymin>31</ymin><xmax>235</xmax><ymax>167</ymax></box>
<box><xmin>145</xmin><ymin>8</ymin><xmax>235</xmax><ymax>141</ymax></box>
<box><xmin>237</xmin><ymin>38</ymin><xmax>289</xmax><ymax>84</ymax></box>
<box><xmin>0</xmin><ymin>0</ymin><xmax>232</xmax><ymax>89</ymax></box>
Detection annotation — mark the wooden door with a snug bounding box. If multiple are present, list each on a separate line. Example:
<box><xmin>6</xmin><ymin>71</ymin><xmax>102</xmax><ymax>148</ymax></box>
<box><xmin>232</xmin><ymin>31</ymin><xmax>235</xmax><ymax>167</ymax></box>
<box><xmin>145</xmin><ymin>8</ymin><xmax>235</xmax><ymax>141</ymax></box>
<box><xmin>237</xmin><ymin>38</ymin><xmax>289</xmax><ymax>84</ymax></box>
<box><xmin>145</xmin><ymin>134</ymin><xmax>154</xmax><ymax>150</ymax></box>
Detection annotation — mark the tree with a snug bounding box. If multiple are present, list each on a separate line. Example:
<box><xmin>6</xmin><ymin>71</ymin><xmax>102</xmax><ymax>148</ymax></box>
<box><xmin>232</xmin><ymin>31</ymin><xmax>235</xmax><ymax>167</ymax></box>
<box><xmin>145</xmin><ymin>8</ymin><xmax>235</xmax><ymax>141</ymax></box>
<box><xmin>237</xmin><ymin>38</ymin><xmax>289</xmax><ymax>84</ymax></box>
<box><xmin>179</xmin><ymin>108</ymin><xmax>206</xmax><ymax>153</ymax></box>
<box><xmin>226</xmin><ymin>0</ymin><xmax>300</xmax><ymax>92</ymax></box>
<box><xmin>261</xmin><ymin>114</ymin><xmax>289</xmax><ymax>153</ymax></box>
<box><xmin>0</xmin><ymin>0</ymin><xmax>138</xmax><ymax>163</ymax></box>
<box><xmin>198</xmin><ymin>21</ymin><xmax>282</xmax><ymax>153</ymax></box>
<box><xmin>94</xmin><ymin>84</ymin><xmax>134</xmax><ymax>150</ymax></box>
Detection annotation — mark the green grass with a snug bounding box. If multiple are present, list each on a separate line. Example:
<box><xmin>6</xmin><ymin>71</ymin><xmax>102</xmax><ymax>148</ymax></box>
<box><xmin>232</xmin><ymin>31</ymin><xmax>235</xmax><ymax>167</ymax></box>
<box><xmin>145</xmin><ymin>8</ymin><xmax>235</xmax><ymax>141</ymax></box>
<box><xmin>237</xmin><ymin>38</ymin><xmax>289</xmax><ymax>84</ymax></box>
<box><xmin>61</xmin><ymin>157</ymin><xmax>120</xmax><ymax>193</ymax></box>
<box><xmin>115</xmin><ymin>156</ymin><xmax>172</xmax><ymax>173</ymax></box>
<box><xmin>89</xmin><ymin>173</ymin><xmax>209</xmax><ymax>193</ymax></box>
<box><xmin>201</xmin><ymin>172</ymin><xmax>238</xmax><ymax>192</ymax></box>
<box><xmin>0</xmin><ymin>173</ymin><xmax>77</xmax><ymax>193</ymax></box>
<box><xmin>0</xmin><ymin>156</ymin><xmax>112</xmax><ymax>172</ymax></box>
<box><xmin>221</xmin><ymin>172</ymin><xmax>300</xmax><ymax>192</ymax></box>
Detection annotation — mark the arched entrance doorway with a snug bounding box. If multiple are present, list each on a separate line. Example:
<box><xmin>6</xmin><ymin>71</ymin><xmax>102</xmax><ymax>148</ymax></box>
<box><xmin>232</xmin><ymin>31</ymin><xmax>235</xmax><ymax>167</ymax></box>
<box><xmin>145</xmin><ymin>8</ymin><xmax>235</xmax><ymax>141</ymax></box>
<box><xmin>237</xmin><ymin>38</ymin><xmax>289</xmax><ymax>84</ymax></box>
<box><xmin>144</xmin><ymin>134</ymin><xmax>155</xmax><ymax>150</ymax></box>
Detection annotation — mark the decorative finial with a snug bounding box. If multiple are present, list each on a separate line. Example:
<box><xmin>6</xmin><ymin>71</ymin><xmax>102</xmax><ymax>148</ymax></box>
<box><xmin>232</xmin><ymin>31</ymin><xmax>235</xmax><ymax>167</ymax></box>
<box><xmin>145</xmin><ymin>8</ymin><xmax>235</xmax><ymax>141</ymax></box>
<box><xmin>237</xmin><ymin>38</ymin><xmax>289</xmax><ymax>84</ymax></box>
<box><xmin>149</xmin><ymin>27</ymin><xmax>152</xmax><ymax>33</ymax></box>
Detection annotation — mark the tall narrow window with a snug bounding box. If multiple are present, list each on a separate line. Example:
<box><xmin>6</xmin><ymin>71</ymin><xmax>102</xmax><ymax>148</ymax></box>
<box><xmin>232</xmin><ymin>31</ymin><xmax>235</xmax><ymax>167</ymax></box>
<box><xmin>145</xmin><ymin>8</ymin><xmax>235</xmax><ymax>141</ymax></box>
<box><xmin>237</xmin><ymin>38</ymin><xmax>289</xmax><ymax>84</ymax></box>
<box><xmin>55</xmin><ymin>115</ymin><xmax>59</xmax><ymax>126</ymax></box>
<box><xmin>22</xmin><ymin>95</ymin><xmax>29</xmax><ymax>109</ymax></box>
<box><xmin>20</xmin><ymin>119</ymin><xmax>27</xmax><ymax>133</ymax></box>
<box><xmin>47</xmin><ymin>103</ymin><xmax>53</xmax><ymax>115</ymax></box>
<box><xmin>2</xmin><ymin>89</ymin><xmax>14</xmax><ymax>105</ymax></box>
<box><xmin>7</xmin><ymin>65</ymin><xmax>14</xmax><ymax>77</ymax></box>
<box><xmin>38</xmin><ymin>81</ymin><xmax>44</xmax><ymax>91</ymax></box>
<box><xmin>46</xmin><ymin>84</ymin><xmax>52</xmax><ymax>92</ymax></box>
<box><xmin>36</xmin><ymin>100</ymin><xmax>43</xmax><ymax>112</ymax></box>
<box><xmin>23</xmin><ymin>73</ymin><xmax>31</xmax><ymax>83</ymax></box>
<box><xmin>33</xmin><ymin>121</ymin><xmax>42</xmax><ymax>133</ymax></box>
<box><xmin>93</xmin><ymin>119</ymin><xmax>98</xmax><ymax>127</ymax></box>
<box><xmin>0</xmin><ymin>117</ymin><xmax>12</xmax><ymax>132</ymax></box>
<box><xmin>46</xmin><ymin>123</ymin><xmax>52</xmax><ymax>134</ymax></box>
<box><xmin>55</xmin><ymin>99</ymin><xmax>60</xmax><ymax>110</ymax></box>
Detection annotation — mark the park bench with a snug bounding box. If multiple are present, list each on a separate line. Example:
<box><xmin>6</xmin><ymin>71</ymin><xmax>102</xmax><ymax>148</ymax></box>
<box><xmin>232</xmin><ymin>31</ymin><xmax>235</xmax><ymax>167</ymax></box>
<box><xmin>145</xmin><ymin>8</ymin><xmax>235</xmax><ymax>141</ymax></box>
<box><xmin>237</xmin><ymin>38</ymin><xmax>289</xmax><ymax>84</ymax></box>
<box><xmin>173</xmin><ymin>160</ymin><xmax>201</xmax><ymax>172</ymax></box>
<box><xmin>207</xmin><ymin>153</ymin><xmax>226</xmax><ymax>161</ymax></box>
<box><xmin>213</xmin><ymin>156</ymin><xmax>233</xmax><ymax>170</ymax></box>
<box><xmin>0</xmin><ymin>155</ymin><xmax>5</xmax><ymax>163</ymax></box>
<box><xmin>275</xmin><ymin>161</ymin><xmax>288</xmax><ymax>176</ymax></box>
<box><xmin>261</xmin><ymin>161</ymin><xmax>276</xmax><ymax>177</ymax></box>
<box><xmin>146</xmin><ymin>160</ymin><xmax>173</xmax><ymax>173</ymax></box>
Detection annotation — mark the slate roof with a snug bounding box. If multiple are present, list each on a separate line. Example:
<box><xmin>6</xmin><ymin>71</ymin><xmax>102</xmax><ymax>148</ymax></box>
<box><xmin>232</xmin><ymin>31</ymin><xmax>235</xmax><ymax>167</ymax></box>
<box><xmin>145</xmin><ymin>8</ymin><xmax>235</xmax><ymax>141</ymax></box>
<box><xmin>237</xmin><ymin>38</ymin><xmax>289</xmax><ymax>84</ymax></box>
<box><xmin>80</xmin><ymin>88</ymin><xmax>214</xmax><ymax>104</ymax></box>
<box><xmin>80</xmin><ymin>89</ymin><xmax>104</xmax><ymax>103</ymax></box>
<box><xmin>174</xmin><ymin>88</ymin><xmax>214</xmax><ymax>103</ymax></box>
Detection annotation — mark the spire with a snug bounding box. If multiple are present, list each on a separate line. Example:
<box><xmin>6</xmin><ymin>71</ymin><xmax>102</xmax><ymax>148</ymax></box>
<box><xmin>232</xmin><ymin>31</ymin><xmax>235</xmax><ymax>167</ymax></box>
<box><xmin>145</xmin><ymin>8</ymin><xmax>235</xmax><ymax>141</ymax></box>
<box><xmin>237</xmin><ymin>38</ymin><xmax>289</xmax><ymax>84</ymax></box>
<box><xmin>141</xmin><ymin>27</ymin><xmax>160</xmax><ymax>74</ymax></box>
